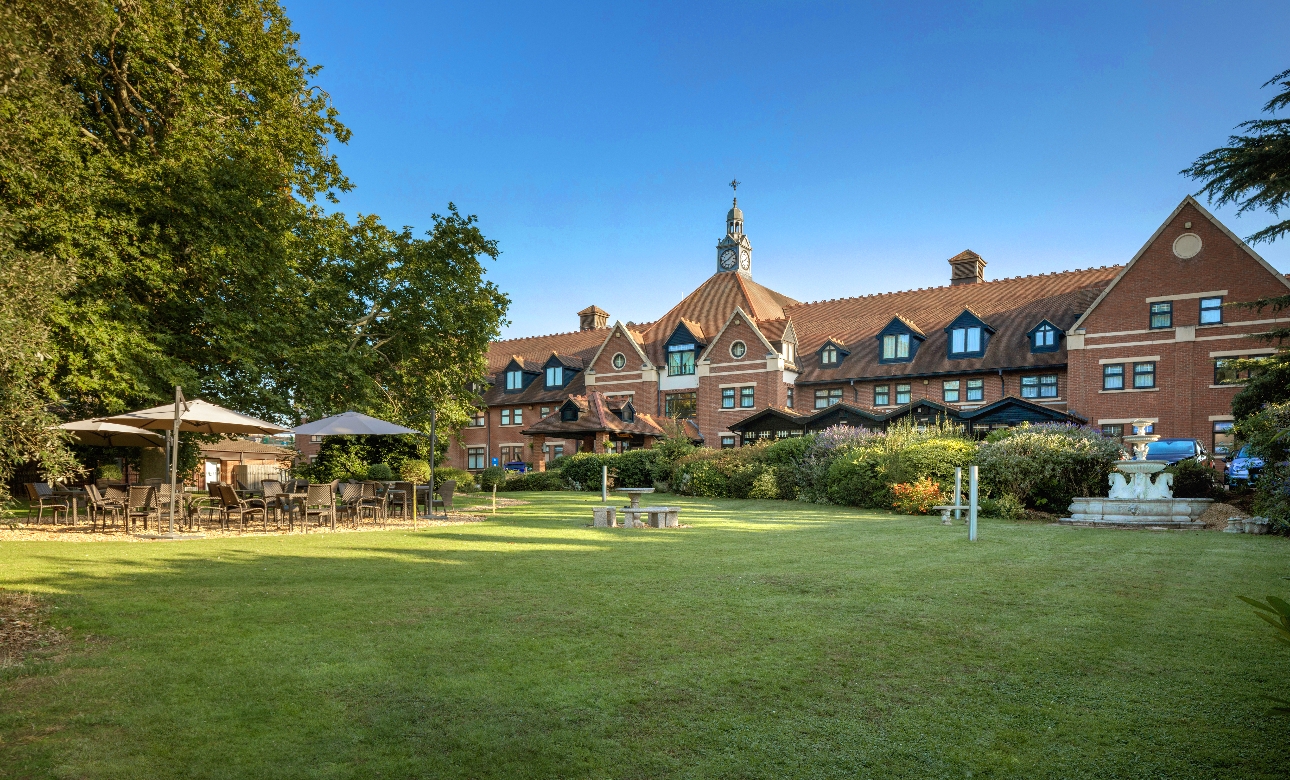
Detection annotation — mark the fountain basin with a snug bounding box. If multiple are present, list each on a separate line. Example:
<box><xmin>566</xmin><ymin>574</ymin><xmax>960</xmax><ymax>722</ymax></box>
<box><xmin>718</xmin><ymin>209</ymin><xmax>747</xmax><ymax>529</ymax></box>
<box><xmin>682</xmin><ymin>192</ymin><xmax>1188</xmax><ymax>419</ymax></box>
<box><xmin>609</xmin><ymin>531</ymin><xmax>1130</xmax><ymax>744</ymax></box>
<box><xmin>1062</xmin><ymin>496</ymin><xmax>1212</xmax><ymax>529</ymax></box>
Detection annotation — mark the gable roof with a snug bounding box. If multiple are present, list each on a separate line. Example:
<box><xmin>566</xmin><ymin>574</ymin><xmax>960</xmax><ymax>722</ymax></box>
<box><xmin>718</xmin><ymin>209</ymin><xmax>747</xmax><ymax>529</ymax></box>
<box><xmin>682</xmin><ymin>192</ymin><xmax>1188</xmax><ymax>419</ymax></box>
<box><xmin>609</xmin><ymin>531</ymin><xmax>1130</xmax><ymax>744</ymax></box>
<box><xmin>1071</xmin><ymin>195</ymin><xmax>1290</xmax><ymax>331</ymax></box>
<box><xmin>698</xmin><ymin>307</ymin><xmax>778</xmax><ymax>362</ymax></box>
<box><xmin>586</xmin><ymin>320</ymin><xmax>655</xmax><ymax>372</ymax></box>
<box><xmin>521</xmin><ymin>391</ymin><xmax>668</xmax><ymax>437</ymax></box>
<box><xmin>638</xmin><ymin>272</ymin><xmax>800</xmax><ymax>364</ymax></box>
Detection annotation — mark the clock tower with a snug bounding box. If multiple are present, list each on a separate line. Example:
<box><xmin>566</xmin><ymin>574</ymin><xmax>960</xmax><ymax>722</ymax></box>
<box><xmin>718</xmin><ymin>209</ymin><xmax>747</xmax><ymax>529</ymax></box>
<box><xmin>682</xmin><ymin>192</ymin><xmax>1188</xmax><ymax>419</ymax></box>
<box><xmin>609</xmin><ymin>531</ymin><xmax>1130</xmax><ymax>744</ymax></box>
<box><xmin>716</xmin><ymin>181</ymin><xmax>752</xmax><ymax>276</ymax></box>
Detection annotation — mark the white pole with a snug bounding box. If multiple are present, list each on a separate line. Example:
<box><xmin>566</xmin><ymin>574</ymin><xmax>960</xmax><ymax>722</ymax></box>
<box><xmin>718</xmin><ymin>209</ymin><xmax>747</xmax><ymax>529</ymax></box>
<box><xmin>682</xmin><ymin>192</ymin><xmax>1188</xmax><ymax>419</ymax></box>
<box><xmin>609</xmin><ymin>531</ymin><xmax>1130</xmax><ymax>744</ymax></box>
<box><xmin>968</xmin><ymin>465</ymin><xmax>978</xmax><ymax>542</ymax></box>
<box><xmin>601</xmin><ymin>464</ymin><xmax>608</xmax><ymax>503</ymax></box>
<box><xmin>168</xmin><ymin>385</ymin><xmax>184</xmax><ymax>534</ymax></box>
<box><xmin>954</xmin><ymin>466</ymin><xmax>962</xmax><ymax>524</ymax></box>
<box><xmin>491</xmin><ymin>483</ymin><xmax>497</xmax><ymax>515</ymax></box>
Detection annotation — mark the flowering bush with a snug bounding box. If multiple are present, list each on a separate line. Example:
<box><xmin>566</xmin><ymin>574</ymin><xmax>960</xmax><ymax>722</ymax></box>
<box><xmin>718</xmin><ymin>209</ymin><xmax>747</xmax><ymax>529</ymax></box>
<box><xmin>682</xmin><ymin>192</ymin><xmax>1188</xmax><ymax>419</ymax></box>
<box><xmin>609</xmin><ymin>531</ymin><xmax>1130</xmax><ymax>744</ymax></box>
<box><xmin>891</xmin><ymin>477</ymin><xmax>945</xmax><ymax>514</ymax></box>
<box><xmin>977</xmin><ymin>423</ymin><xmax>1123</xmax><ymax>511</ymax></box>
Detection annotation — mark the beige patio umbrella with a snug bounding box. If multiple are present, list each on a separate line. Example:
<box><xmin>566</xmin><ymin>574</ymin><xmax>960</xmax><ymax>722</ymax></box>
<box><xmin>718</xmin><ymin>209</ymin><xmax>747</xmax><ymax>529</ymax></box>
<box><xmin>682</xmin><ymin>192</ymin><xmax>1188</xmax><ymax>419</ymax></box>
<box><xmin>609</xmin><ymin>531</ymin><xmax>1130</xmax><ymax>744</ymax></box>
<box><xmin>104</xmin><ymin>389</ymin><xmax>289</xmax><ymax>535</ymax></box>
<box><xmin>59</xmin><ymin>419</ymin><xmax>166</xmax><ymax>448</ymax></box>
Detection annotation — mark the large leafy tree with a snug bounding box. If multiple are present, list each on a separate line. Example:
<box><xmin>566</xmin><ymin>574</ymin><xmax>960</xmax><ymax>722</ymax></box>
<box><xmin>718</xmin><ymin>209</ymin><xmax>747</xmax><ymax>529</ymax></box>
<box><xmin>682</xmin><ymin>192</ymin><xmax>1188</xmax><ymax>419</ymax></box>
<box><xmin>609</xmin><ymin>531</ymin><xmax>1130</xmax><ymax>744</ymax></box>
<box><xmin>1</xmin><ymin>0</ymin><xmax>507</xmax><ymax>496</ymax></box>
<box><xmin>1183</xmin><ymin>67</ymin><xmax>1290</xmax><ymax>419</ymax></box>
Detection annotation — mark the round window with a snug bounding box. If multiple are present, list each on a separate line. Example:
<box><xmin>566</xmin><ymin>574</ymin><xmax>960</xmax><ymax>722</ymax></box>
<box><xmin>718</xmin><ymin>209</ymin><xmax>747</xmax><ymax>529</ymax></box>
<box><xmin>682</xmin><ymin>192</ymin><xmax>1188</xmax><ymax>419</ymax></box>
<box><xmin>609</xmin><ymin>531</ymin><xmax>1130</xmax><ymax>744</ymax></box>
<box><xmin>730</xmin><ymin>341</ymin><xmax>747</xmax><ymax>358</ymax></box>
<box><xmin>611</xmin><ymin>352</ymin><xmax>626</xmax><ymax>370</ymax></box>
<box><xmin>1172</xmin><ymin>232</ymin><xmax>1202</xmax><ymax>259</ymax></box>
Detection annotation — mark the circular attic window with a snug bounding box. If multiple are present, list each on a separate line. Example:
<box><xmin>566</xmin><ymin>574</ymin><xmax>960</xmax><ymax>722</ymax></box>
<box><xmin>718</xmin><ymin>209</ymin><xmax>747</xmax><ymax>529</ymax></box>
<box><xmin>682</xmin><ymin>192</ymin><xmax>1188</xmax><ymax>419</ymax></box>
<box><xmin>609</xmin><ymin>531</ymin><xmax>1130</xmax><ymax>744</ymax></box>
<box><xmin>611</xmin><ymin>352</ymin><xmax>626</xmax><ymax>370</ymax></box>
<box><xmin>1173</xmin><ymin>233</ymin><xmax>1202</xmax><ymax>259</ymax></box>
<box><xmin>730</xmin><ymin>340</ymin><xmax>747</xmax><ymax>358</ymax></box>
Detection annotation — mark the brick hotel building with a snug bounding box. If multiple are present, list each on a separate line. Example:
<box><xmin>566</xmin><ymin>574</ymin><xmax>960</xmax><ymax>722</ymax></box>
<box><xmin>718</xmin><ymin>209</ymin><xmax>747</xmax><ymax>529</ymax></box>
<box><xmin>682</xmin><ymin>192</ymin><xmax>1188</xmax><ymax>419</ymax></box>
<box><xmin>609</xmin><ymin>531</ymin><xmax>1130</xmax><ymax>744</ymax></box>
<box><xmin>446</xmin><ymin>195</ymin><xmax>1290</xmax><ymax>473</ymax></box>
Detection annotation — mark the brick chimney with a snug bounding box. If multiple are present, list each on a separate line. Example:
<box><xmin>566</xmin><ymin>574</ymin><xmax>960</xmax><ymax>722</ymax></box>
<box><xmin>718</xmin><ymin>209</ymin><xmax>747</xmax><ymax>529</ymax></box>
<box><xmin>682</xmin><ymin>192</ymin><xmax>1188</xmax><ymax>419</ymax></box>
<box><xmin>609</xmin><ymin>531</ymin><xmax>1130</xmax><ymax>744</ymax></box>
<box><xmin>948</xmin><ymin>250</ymin><xmax>986</xmax><ymax>285</ymax></box>
<box><xmin>578</xmin><ymin>305</ymin><xmax>609</xmax><ymax>331</ymax></box>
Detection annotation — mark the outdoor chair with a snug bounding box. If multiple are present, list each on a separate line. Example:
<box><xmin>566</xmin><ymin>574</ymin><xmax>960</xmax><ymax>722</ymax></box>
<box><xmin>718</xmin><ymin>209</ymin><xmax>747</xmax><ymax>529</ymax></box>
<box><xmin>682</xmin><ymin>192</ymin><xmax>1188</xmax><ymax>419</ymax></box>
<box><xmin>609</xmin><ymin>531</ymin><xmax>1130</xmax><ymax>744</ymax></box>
<box><xmin>103</xmin><ymin>485</ymin><xmax>128</xmax><ymax>506</ymax></box>
<box><xmin>126</xmin><ymin>486</ymin><xmax>157</xmax><ymax>531</ymax></box>
<box><xmin>339</xmin><ymin>482</ymin><xmax>366</xmax><ymax>527</ymax></box>
<box><xmin>24</xmin><ymin>483</ymin><xmax>68</xmax><ymax>525</ymax></box>
<box><xmin>432</xmin><ymin>480</ymin><xmax>457</xmax><ymax>514</ymax></box>
<box><xmin>144</xmin><ymin>478</ymin><xmax>163</xmax><ymax>488</ymax></box>
<box><xmin>85</xmin><ymin>484</ymin><xmax>123</xmax><ymax>531</ymax></box>
<box><xmin>363</xmin><ymin>481</ymin><xmax>391</xmax><ymax>528</ymax></box>
<box><xmin>387</xmin><ymin>481</ymin><xmax>413</xmax><ymax>520</ymax></box>
<box><xmin>302</xmin><ymin>483</ymin><xmax>338</xmax><ymax>531</ymax></box>
<box><xmin>217</xmin><ymin>484</ymin><xmax>267</xmax><ymax>532</ymax></box>
<box><xmin>154</xmin><ymin>484</ymin><xmax>186</xmax><ymax>530</ymax></box>
<box><xmin>261</xmin><ymin>480</ymin><xmax>288</xmax><ymax>527</ymax></box>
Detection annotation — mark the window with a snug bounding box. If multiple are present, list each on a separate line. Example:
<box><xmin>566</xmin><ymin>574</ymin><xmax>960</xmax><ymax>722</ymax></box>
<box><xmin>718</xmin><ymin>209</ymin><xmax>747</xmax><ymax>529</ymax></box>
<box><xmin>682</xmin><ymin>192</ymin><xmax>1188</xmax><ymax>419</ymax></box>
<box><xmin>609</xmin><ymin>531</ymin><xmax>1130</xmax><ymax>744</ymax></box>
<box><xmin>943</xmin><ymin>380</ymin><xmax>960</xmax><ymax>403</ymax></box>
<box><xmin>882</xmin><ymin>334</ymin><xmax>910</xmax><ymax>360</ymax></box>
<box><xmin>895</xmin><ymin>384</ymin><xmax>911</xmax><ymax>404</ymax></box>
<box><xmin>966</xmin><ymin>379</ymin><xmax>984</xmax><ymax>402</ymax></box>
<box><xmin>816</xmin><ymin>388</ymin><xmax>843</xmax><ymax>409</ymax></box>
<box><xmin>783</xmin><ymin>343</ymin><xmax>796</xmax><ymax>364</ymax></box>
<box><xmin>786</xmin><ymin>387</ymin><xmax>794</xmax><ymax>408</ymax></box>
<box><xmin>468</xmin><ymin>412</ymin><xmax>485</xmax><ymax>427</ymax></box>
<box><xmin>611</xmin><ymin>352</ymin><xmax>626</xmax><ymax>370</ymax></box>
<box><xmin>720</xmin><ymin>435</ymin><xmax>736</xmax><ymax>449</ymax></box>
<box><xmin>721</xmin><ymin>388</ymin><xmax>736</xmax><ymax>409</ymax></box>
<box><xmin>1101</xmin><ymin>424</ymin><xmax>1123</xmax><ymax>441</ymax></box>
<box><xmin>505</xmin><ymin>370</ymin><xmax>523</xmax><ymax>390</ymax></box>
<box><xmin>821</xmin><ymin>345</ymin><xmax>838</xmax><ymax>365</ymax></box>
<box><xmin>1133</xmin><ymin>362</ymin><xmax>1156</xmax><ymax>388</ymax></box>
<box><xmin>540</xmin><ymin>406</ymin><xmax>550</xmax><ymax>418</ymax></box>
<box><xmin>561</xmin><ymin>404</ymin><xmax>578</xmax><ymax>422</ymax></box>
<box><xmin>1032</xmin><ymin>324</ymin><xmax>1057</xmax><ymax>351</ymax></box>
<box><xmin>545</xmin><ymin>366</ymin><xmax>563</xmax><ymax>387</ymax></box>
<box><xmin>874</xmin><ymin>385</ymin><xmax>889</xmax><ymax>406</ymax></box>
<box><xmin>1149</xmin><ymin>301</ymin><xmax>1172</xmax><ymax>329</ymax></box>
<box><xmin>665</xmin><ymin>392</ymin><xmax>697</xmax><ymax>419</ymax></box>
<box><xmin>1215</xmin><ymin>357</ymin><xmax>1261</xmax><ymax>385</ymax></box>
<box><xmin>1200</xmin><ymin>297</ymin><xmax>1223</xmax><ymax>325</ymax></box>
<box><xmin>730</xmin><ymin>341</ymin><xmax>746</xmax><ymax>358</ymax></box>
<box><xmin>1213</xmin><ymin>421</ymin><xmax>1235</xmax><ymax>457</ymax></box>
<box><xmin>740</xmin><ymin>387</ymin><xmax>755</xmax><ymax>408</ymax></box>
<box><xmin>1103</xmin><ymin>363</ymin><xmax>1124</xmax><ymax>390</ymax></box>
<box><xmin>500</xmin><ymin>409</ymin><xmax>510</xmax><ymax>426</ymax></box>
<box><xmin>310</xmin><ymin>435</ymin><xmax>324</xmax><ymax>443</ymax></box>
<box><xmin>950</xmin><ymin>326</ymin><xmax>982</xmax><ymax>354</ymax></box>
<box><xmin>667</xmin><ymin>347</ymin><xmax>695</xmax><ymax>376</ymax></box>
<box><xmin>1022</xmin><ymin>375</ymin><xmax>1057</xmax><ymax>398</ymax></box>
<box><xmin>467</xmin><ymin>448</ymin><xmax>486</xmax><ymax>470</ymax></box>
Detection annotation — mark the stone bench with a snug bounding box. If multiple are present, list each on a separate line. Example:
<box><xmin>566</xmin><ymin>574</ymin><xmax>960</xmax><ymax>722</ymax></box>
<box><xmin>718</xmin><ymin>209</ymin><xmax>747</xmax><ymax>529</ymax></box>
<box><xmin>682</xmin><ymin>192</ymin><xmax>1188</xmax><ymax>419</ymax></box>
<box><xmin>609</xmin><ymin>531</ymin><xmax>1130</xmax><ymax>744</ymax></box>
<box><xmin>930</xmin><ymin>505</ymin><xmax>968</xmax><ymax>526</ymax></box>
<box><xmin>621</xmin><ymin>506</ymin><xmax>680</xmax><ymax>528</ymax></box>
<box><xmin>592</xmin><ymin>506</ymin><xmax>617</xmax><ymax>528</ymax></box>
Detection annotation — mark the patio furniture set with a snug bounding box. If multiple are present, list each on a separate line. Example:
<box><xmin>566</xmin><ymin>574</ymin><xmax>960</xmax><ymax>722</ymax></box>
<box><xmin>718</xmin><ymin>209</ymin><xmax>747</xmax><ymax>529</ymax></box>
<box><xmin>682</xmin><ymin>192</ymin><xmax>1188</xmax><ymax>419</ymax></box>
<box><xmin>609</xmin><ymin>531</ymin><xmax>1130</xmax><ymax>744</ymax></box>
<box><xmin>20</xmin><ymin>478</ymin><xmax>457</xmax><ymax>534</ymax></box>
<box><xmin>592</xmin><ymin>488</ymin><xmax>681</xmax><ymax>528</ymax></box>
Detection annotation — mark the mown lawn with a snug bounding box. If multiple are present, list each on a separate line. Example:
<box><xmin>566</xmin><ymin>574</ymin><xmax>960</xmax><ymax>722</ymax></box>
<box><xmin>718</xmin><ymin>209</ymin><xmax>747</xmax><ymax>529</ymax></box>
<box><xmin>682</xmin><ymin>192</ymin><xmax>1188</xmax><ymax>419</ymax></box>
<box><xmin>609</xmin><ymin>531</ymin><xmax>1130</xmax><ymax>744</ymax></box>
<box><xmin>1</xmin><ymin>491</ymin><xmax>1288</xmax><ymax>779</ymax></box>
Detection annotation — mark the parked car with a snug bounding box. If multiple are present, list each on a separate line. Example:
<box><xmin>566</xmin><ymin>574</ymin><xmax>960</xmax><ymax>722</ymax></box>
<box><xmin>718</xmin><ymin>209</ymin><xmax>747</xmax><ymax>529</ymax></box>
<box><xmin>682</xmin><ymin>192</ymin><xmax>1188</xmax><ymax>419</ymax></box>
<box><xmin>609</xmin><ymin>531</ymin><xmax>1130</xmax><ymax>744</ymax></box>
<box><xmin>1144</xmin><ymin>438</ymin><xmax>1208</xmax><ymax>465</ymax></box>
<box><xmin>1226</xmin><ymin>446</ymin><xmax>1265</xmax><ymax>484</ymax></box>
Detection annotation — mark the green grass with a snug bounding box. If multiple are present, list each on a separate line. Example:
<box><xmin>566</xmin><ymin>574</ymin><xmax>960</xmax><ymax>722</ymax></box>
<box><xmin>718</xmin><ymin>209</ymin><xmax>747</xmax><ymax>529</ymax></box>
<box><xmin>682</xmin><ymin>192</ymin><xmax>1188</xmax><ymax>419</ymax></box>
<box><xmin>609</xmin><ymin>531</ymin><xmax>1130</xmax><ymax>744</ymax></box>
<box><xmin>1</xmin><ymin>492</ymin><xmax>1288</xmax><ymax>779</ymax></box>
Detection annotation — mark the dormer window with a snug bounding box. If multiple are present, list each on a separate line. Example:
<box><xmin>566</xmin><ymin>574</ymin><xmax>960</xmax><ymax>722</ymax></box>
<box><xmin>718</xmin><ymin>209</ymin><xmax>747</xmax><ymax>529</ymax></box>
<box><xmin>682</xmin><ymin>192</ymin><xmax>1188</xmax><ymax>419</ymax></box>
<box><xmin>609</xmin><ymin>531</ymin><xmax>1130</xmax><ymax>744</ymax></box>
<box><xmin>943</xmin><ymin>310</ymin><xmax>992</xmax><ymax>360</ymax></box>
<box><xmin>505</xmin><ymin>370</ymin><xmax>523</xmax><ymax>391</ymax></box>
<box><xmin>545</xmin><ymin>366</ymin><xmax>563</xmax><ymax>387</ymax></box>
<box><xmin>667</xmin><ymin>345</ymin><xmax>696</xmax><ymax>376</ymax></box>
<box><xmin>783</xmin><ymin>342</ymin><xmax>796</xmax><ymax>364</ymax></box>
<box><xmin>950</xmin><ymin>327</ymin><xmax>981</xmax><ymax>354</ymax></box>
<box><xmin>1026</xmin><ymin>320</ymin><xmax>1061</xmax><ymax>354</ymax></box>
<box><xmin>882</xmin><ymin>334</ymin><xmax>910</xmax><ymax>360</ymax></box>
<box><xmin>560</xmin><ymin>403</ymin><xmax>578</xmax><ymax>422</ymax></box>
<box><xmin>822</xmin><ymin>345</ymin><xmax>838</xmax><ymax>365</ymax></box>
<box><xmin>817</xmin><ymin>340</ymin><xmax>849</xmax><ymax>367</ymax></box>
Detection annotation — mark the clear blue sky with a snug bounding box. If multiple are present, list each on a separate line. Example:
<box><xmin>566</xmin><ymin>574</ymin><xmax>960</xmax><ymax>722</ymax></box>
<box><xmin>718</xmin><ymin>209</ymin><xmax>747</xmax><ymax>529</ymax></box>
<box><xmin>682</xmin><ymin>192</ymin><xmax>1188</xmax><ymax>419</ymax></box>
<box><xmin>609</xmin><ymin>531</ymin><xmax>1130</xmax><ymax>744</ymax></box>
<box><xmin>287</xmin><ymin>1</ymin><xmax>1290</xmax><ymax>339</ymax></box>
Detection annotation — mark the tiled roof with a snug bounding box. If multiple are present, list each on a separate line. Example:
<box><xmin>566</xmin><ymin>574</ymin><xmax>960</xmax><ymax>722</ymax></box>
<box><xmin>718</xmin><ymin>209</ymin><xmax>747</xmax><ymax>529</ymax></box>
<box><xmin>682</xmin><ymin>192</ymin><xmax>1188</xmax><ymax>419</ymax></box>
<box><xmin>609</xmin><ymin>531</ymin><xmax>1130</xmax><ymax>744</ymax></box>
<box><xmin>486</xmin><ymin>327</ymin><xmax>611</xmax><ymax>374</ymax></box>
<box><xmin>199</xmin><ymin>439</ymin><xmax>292</xmax><ymax>457</ymax></box>
<box><xmin>522</xmin><ymin>391</ymin><xmax>667</xmax><ymax>437</ymax></box>
<box><xmin>786</xmin><ymin>266</ymin><xmax>1122</xmax><ymax>382</ymax></box>
<box><xmin>638</xmin><ymin>273</ymin><xmax>800</xmax><ymax>364</ymax></box>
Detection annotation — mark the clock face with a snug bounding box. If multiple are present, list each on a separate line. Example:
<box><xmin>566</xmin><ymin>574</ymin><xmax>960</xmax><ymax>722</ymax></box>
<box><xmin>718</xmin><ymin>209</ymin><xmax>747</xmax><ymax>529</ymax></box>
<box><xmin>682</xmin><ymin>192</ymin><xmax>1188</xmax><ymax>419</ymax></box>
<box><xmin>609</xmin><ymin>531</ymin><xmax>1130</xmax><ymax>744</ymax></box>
<box><xmin>739</xmin><ymin>249</ymin><xmax>750</xmax><ymax>270</ymax></box>
<box><xmin>719</xmin><ymin>249</ymin><xmax>737</xmax><ymax>269</ymax></box>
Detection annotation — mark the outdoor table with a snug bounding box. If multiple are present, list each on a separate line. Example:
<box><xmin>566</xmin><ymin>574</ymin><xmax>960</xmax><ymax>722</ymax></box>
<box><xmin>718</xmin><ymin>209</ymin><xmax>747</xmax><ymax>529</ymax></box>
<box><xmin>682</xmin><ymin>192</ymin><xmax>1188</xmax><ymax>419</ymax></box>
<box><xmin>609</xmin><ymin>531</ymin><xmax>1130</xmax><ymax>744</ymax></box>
<box><xmin>614</xmin><ymin>487</ymin><xmax>654</xmax><ymax>510</ymax></box>
<box><xmin>51</xmin><ymin>488</ymin><xmax>85</xmax><ymax>525</ymax></box>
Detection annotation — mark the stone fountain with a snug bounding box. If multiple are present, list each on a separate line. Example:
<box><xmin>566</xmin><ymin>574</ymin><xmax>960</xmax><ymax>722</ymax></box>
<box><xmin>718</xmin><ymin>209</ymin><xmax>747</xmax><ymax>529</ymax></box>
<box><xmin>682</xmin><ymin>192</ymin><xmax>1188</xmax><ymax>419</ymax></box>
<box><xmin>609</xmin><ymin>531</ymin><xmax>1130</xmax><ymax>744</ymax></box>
<box><xmin>1062</xmin><ymin>419</ymin><xmax>1212</xmax><ymax>529</ymax></box>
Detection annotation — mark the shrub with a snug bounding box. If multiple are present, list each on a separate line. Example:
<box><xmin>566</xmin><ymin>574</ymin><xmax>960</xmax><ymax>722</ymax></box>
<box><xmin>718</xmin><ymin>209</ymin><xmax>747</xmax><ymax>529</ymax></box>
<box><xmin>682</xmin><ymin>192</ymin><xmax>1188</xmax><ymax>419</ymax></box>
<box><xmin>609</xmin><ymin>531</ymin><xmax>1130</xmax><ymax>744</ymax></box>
<box><xmin>822</xmin><ymin>420</ymin><xmax>975</xmax><ymax>508</ymax></box>
<box><xmin>399</xmin><ymin>459</ymin><xmax>431</xmax><ymax>483</ymax></box>
<box><xmin>670</xmin><ymin>445</ymin><xmax>778</xmax><ymax>499</ymax></box>
<box><xmin>433</xmin><ymin>466</ymin><xmax>476</xmax><ymax>492</ymax></box>
<box><xmin>557</xmin><ymin>453</ymin><xmax>611</xmax><ymax>491</ymax></box>
<box><xmin>978</xmin><ymin>423</ymin><xmax>1123</xmax><ymax>512</ymax></box>
<box><xmin>614</xmin><ymin>449</ymin><xmax>658</xmax><ymax>488</ymax></box>
<box><xmin>748</xmin><ymin>468</ymin><xmax>779</xmax><ymax>499</ymax></box>
<box><xmin>498</xmin><ymin>470</ymin><xmax>565</xmax><ymax>491</ymax></box>
<box><xmin>365</xmin><ymin>463</ymin><xmax>395</xmax><ymax>481</ymax></box>
<box><xmin>477</xmin><ymin>466</ymin><xmax>507</xmax><ymax>491</ymax></box>
<box><xmin>1236</xmin><ymin>402</ymin><xmax>1290</xmax><ymax>533</ymax></box>
<box><xmin>1166</xmin><ymin>459</ymin><xmax>1223</xmax><ymax>499</ymax></box>
<box><xmin>97</xmin><ymin>463</ymin><xmax>123</xmax><ymax>481</ymax></box>
<box><xmin>979</xmin><ymin>492</ymin><xmax>1026</xmax><ymax>520</ymax></box>
<box><xmin>891</xmin><ymin>477</ymin><xmax>945</xmax><ymax>514</ymax></box>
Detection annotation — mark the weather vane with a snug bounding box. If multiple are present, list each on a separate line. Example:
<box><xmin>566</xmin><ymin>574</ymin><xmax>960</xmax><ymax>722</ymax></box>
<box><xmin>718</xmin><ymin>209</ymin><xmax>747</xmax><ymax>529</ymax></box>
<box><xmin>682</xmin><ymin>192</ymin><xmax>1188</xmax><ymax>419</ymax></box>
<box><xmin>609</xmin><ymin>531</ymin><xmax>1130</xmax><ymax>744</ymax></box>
<box><xmin>729</xmin><ymin>178</ymin><xmax>740</xmax><ymax>194</ymax></box>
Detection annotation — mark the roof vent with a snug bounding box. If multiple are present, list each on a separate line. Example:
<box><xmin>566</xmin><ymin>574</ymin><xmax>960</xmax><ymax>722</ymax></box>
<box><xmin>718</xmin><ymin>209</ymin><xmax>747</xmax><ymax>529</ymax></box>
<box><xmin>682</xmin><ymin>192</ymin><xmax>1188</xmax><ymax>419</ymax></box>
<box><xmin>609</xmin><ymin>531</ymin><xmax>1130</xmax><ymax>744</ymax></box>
<box><xmin>948</xmin><ymin>250</ymin><xmax>987</xmax><ymax>285</ymax></box>
<box><xmin>578</xmin><ymin>305</ymin><xmax>609</xmax><ymax>331</ymax></box>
